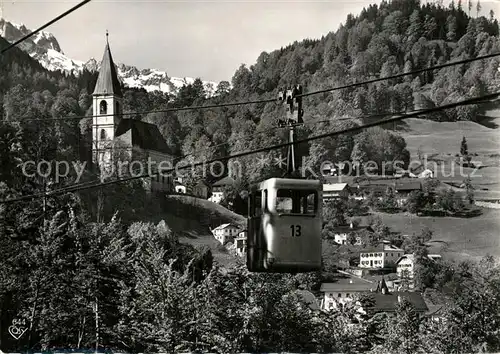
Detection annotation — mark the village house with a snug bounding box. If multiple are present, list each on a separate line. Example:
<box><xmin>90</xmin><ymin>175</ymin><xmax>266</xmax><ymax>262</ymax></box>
<box><xmin>418</xmin><ymin>169</ymin><xmax>434</xmax><ymax>178</ymax></box>
<box><xmin>235</xmin><ymin>229</ymin><xmax>247</xmax><ymax>257</ymax></box>
<box><xmin>396</xmin><ymin>253</ymin><xmax>442</xmax><ymax>279</ymax></box>
<box><xmin>320</xmin><ymin>276</ymin><xmax>376</xmax><ymax>311</ymax></box>
<box><xmin>174</xmin><ymin>176</ymin><xmax>189</xmax><ymax>194</ymax></box>
<box><xmin>192</xmin><ymin>180</ymin><xmax>211</xmax><ymax>199</ymax></box>
<box><xmin>332</xmin><ymin>221</ymin><xmax>373</xmax><ymax>245</ymax></box>
<box><xmin>394</xmin><ymin>179</ymin><xmax>422</xmax><ymax>206</ymax></box>
<box><xmin>208</xmin><ymin>176</ymin><xmax>236</xmax><ymax>204</ymax></box>
<box><xmin>354</xmin><ymin>178</ymin><xmax>422</xmax><ymax>205</ymax></box>
<box><xmin>323</xmin><ymin>182</ymin><xmax>351</xmax><ymax>200</ymax></box>
<box><xmin>426</xmin><ymin>305</ymin><xmax>446</xmax><ymax>323</ymax></box>
<box><xmin>357</xmin><ymin>183</ymin><xmax>388</xmax><ymax>200</ymax></box>
<box><xmin>359</xmin><ymin>242</ymin><xmax>404</xmax><ymax>269</ymax></box>
<box><xmin>212</xmin><ymin>223</ymin><xmax>240</xmax><ymax>245</ymax></box>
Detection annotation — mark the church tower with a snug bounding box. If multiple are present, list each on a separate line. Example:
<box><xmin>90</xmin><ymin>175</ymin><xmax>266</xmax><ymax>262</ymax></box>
<box><xmin>92</xmin><ymin>31</ymin><xmax>123</xmax><ymax>166</ymax></box>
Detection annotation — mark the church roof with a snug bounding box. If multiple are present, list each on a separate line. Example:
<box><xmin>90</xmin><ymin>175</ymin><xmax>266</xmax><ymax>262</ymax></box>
<box><xmin>115</xmin><ymin>119</ymin><xmax>173</xmax><ymax>155</ymax></box>
<box><xmin>93</xmin><ymin>42</ymin><xmax>122</xmax><ymax>97</ymax></box>
<box><xmin>364</xmin><ymin>292</ymin><xmax>429</xmax><ymax>313</ymax></box>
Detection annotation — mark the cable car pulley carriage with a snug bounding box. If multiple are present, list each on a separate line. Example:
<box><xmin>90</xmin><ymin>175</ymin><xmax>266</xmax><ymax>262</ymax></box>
<box><xmin>246</xmin><ymin>85</ymin><xmax>323</xmax><ymax>273</ymax></box>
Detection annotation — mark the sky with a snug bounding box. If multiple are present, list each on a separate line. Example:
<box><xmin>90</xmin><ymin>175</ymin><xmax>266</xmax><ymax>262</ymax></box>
<box><xmin>2</xmin><ymin>0</ymin><xmax>500</xmax><ymax>82</ymax></box>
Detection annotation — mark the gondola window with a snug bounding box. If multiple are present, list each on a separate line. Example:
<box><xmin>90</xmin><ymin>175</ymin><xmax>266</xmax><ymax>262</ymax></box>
<box><xmin>276</xmin><ymin>189</ymin><xmax>317</xmax><ymax>215</ymax></box>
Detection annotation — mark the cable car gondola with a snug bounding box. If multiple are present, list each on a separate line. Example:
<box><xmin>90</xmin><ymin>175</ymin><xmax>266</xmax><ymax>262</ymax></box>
<box><xmin>247</xmin><ymin>177</ymin><xmax>323</xmax><ymax>273</ymax></box>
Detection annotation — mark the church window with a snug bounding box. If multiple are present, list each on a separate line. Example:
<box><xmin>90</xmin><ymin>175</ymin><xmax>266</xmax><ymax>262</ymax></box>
<box><xmin>115</xmin><ymin>101</ymin><xmax>120</xmax><ymax>115</ymax></box>
<box><xmin>100</xmin><ymin>100</ymin><xmax>107</xmax><ymax>114</ymax></box>
<box><xmin>100</xmin><ymin>129</ymin><xmax>107</xmax><ymax>140</ymax></box>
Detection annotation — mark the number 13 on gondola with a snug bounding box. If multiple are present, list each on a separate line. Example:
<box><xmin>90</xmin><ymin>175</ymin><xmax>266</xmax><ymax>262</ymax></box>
<box><xmin>290</xmin><ymin>224</ymin><xmax>301</xmax><ymax>237</ymax></box>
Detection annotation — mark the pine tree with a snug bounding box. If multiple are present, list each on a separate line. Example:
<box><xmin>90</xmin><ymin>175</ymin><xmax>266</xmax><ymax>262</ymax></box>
<box><xmin>446</xmin><ymin>15</ymin><xmax>458</xmax><ymax>41</ymax></box>
<box><xmin>382</xmin><ymin>186</ymin><xmax>398</xmax><ymax>209</ymax></box>
<box><xmin>424</xmin><ymin>15</ymin><xmax>438</xmax><ymax>39</ymax></box>
<box><xmin>407</xmin><ymin>10</ymin><xmax>422</xmax><ymax>40</ymax></box>
<box><xmin>460</xmin><ymin>136</ymin><xmax>469</xmax><ymax>156</ymax></box>
<box><xmin>383</xmin><ymin>298</ymin><xmax>423</xmax><ymax>353</ymax></box>
<box><xmin>463</xmin><ymin>176</ymin><xmax>474</xmax><ymax>204</ymax></box>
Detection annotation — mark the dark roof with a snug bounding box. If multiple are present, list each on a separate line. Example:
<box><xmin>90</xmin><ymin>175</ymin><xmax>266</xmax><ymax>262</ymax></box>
<box><xmin>320</xmin><ymin>277</ymin><xmax>375</xmax><ymax>292</ymax></box>
<box><xmin>93</xmin><ymin>43</ymin><xmax>122</xmax><ymax>97</ymax></box>
<box><xmin>395</xmin><ymin>179</ymin><xmax>422</xmax><ymax>191</ymax></box>
<box><xmin>115</xmin><ymin>119</ymin><xmax>173</xmax><ymax>155</ymax></box>
<box><xmin>361</xmin><ymin>242</ymin><xmax>403</xmax><ymax>253</ymax></box>
<box><xmin>366</xmin><ymin>292</ymin><xmax>429</xmax><ymax>313</ymax></box>
<box><xmin>355</xmin><ymin>178</ymin><xmax>421</xmax><ymax>193</ymax></box>
<box><xmin>213</xmin><ymin>176</ymin><xmax>236</xmax><ymax>187</ymax></box>
<box><xmin>360</xmin><ymin>245</ymin><xmax>384</xmax><ymax>253</ymax></box>
<box><xmin>358</xmin><ymin>185</ymin><xmax>389</xmax><ymax>194</ymax></box>
<box><xmin>358</xmin><ymin>179</ymin><xmax>395</xmax><ymax>187</ymax></box>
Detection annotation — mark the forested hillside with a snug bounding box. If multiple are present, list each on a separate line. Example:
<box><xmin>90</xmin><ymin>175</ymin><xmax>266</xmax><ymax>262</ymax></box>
<box><xmin>96</xmin><ymin>1</ymin><xmax>499</xmax><ymax>193</ymax></box>
<box><xmin>163</xmin><ymin>0</ymin><xmax>500</xmax><ymax>188</ymax></box>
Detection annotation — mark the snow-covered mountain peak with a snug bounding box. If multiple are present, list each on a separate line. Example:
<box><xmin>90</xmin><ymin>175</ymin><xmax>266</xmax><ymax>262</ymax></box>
<box><xmin>0</xmin><ymin>18</ymin><xmax>220</xmax><ymax>96</ymax></box>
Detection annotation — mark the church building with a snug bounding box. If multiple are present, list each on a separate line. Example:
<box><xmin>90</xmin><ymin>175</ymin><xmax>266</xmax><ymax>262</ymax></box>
<box><xmin>91</xmin><ymin>33</ymin><xmax>174</xmax><ymax>193</ymax></box>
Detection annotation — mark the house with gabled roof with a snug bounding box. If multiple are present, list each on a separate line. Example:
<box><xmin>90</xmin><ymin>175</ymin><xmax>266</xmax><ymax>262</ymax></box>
<box><xmin>332</xmin><ymin>220</ymin><xmax>374</xmax><ymax>245</ymax></box>
<box><xmin>354</xmin><ymin>178</ymin><xmax>422</xmax><ymax>205</ymax></box>
<box><xmin>209</xmin><ymin>176</ymin><xmax>236</xmax><ymax>204</ymax></box>
<box><xmin>359</xmin><ymin>241</ymin><xmax>404</xmax><ymax>269</ymax></box>
<box><xmin>394</xmin><ymin>179</ymin><xmax>422</xmax><ymax>206</ymax></box>
<box><xmin>320</xmin><ymin>275</ymin><xmax>376</xmax><ymax>311</ymax></box>
<box><xmin>396</xmin><ymin>253</ymin><xmax>442</xmax><ymax>280</ymax></box>
<box><xmin>192</xmin><ymin>180</ymin><xmax>211</xmax><ymax>199</ymax></box>
<box><xmin>323</xmin><ymin>182</ymin><xmax>351</xmax><ymax>200</ymax></box>
<box><xmin>212</xmin><ymin>223</ymin><xmax>240</xmax><ymax>245</ymax></box>
<box><xmin>235</xmin><ymin>229</ymin><xmax>247</xmax><ymax>257</ymax></box>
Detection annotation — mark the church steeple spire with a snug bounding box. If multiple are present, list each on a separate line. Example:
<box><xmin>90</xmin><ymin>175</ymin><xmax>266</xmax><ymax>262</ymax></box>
<box><xmin>92</xmin><ymin>31</ymin><xmax>122</xmax><ymax>97</ymax></box>
<box><xmin>91</xmin><ymin>31</ymin><xmax>123</xmax><ymax>167</ymax></box>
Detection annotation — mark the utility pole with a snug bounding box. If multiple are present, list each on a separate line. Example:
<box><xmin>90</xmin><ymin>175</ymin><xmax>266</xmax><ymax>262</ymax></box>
<box><xmin>277</xmin><ymin>85</ymin><xmax>304</xmax><ymax>178</ymax></box>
